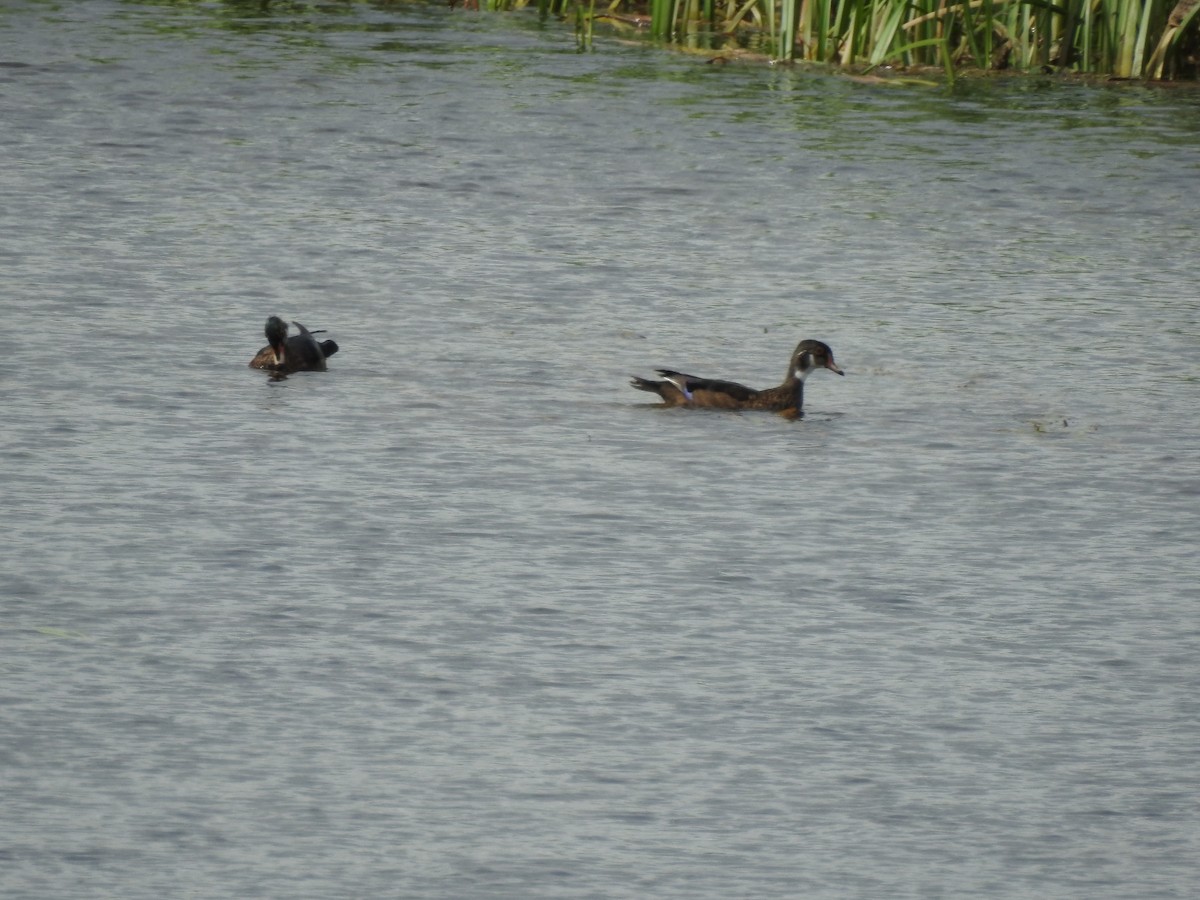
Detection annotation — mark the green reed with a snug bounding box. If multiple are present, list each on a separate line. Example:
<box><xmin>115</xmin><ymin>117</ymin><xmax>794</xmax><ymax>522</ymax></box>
<box><xmin>629</xmin><ymin>0</ymin><xmax>1199</xmax><ymax>78</ymax></box>
<box><xmin>480</xmin><ymin>0</ymin><xmax>1196</xmax><ymax>78</ymax></box>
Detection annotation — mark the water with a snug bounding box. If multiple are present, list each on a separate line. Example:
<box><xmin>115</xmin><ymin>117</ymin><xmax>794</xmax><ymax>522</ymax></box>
<box><xmin>3</xmin><ymin>2</ymin><xmax>1199</xmax><ymax>897</ymax></box>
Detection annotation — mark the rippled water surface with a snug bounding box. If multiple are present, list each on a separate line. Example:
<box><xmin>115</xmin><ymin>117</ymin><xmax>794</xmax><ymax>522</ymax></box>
<box><xmin>3</xmin><ymin>2</ymin><xmax>1199</xmax><ymax>897</ymax></box>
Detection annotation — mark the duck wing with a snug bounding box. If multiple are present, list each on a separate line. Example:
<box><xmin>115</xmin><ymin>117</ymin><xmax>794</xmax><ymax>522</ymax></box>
<box><xmin>656</xmin><ymin>370</ymin><xmax>759</xmax><ymax>403</ymax></box>
<box><xmin>286</xmin><ymin>322</ymin><xmax>328</xmax><ymax>370</ymax></box>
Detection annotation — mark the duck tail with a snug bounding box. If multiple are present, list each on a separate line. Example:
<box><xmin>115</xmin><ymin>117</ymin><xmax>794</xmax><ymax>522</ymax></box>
<box><xmin>629</xmin><ymin>376</ymin><xmax>661</xmax><ymax>393</ymax></box>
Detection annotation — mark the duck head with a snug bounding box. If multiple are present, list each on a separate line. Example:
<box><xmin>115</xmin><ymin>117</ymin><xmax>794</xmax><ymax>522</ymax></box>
<box><xmin>264</xmin><ymin>316</ymin><xmax>289</xmax><ymax>366</ymax></box>
<box><xmin>791</xmin><ymin>340</ymin><xmax>844</xmax><ymax>382</ymax></box>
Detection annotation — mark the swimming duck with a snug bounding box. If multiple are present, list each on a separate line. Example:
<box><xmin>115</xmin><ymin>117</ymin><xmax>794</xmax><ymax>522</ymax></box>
<box><xmin>630</xmin><ymin>338</ymin><xmax>843</xmax><ymax>418</ymax></box>
<box><xmin>249</xmin><ymin>316</ymin><xmax>339</xmax><ymax>373</ymax></box>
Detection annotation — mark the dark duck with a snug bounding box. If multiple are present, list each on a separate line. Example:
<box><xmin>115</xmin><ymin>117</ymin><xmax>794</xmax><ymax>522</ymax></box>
<box><xmin>630</xmin><ymin>338</ymin><xmax>843</xmax><ymax>419</ymax></box>
<box><xmin>249</xmin><ymin>316</ymin><xmax>339</xmax><ymax>374</ymax></box>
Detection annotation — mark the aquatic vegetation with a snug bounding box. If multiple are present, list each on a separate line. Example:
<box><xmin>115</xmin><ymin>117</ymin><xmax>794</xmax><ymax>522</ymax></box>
<box><xmin>500</xmin><ymin>0</ymin><xmax>1200</xmax><ymax>79</ymax></box>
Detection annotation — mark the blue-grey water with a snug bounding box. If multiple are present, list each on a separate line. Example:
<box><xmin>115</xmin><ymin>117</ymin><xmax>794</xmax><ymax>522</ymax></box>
<box><xmin>3</xmin><ymin>1</ymin><xmax>1199</xmax><ymax>897</ymax></box>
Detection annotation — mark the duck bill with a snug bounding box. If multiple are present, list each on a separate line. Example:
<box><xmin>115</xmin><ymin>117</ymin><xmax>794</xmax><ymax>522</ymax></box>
<box><xmin>826</xmin><ymin>360</ymin><xmax>844</xmax><ymax>376</ymax></box>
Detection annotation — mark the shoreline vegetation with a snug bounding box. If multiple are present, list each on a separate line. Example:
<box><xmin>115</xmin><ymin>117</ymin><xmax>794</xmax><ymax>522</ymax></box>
<box><xmin>471</xmin><ymin>0</ymin><xmax>1200</xmax><ymax>80</ymax></box>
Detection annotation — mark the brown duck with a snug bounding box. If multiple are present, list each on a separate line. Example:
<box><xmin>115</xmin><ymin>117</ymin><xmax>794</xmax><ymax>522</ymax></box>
<box><xmin>630</xmin><ymin>338</ymin><xmax>843</xmax><ymax>418</ymax></box>
<box><xmin>249</xmin><ymin>316</ymin><xmax>339</xmax><ymax>374</ymax></box>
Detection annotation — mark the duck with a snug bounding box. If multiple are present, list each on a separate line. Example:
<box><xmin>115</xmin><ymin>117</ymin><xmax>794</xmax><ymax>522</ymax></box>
<box><xmin>249</xmin><ymin>316</ymin><xmax>339</xmax><ymax>373</ymax></box>
<box><xmin>630</xmin><ymin>338</ymin><xmax>843</xmax><ymax>418</ymax></box>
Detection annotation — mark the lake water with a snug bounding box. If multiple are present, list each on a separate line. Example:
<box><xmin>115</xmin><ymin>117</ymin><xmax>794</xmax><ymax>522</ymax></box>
<box><xmin>3</xmin><ymin>1</ymin><xmax>1199</xmax><ymax>897</ymax></box>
